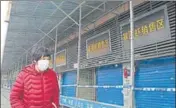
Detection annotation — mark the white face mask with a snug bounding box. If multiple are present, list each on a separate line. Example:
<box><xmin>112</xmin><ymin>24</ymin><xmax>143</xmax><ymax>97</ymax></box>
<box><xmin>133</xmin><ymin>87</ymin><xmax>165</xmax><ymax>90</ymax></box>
<box><xmin>37</xmin><ymin>60</ymin><xmax>49</xmax><ymax>72</ymax></box>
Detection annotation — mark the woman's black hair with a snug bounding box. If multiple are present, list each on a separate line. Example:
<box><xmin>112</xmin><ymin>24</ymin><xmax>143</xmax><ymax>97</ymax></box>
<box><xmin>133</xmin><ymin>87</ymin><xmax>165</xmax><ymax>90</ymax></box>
<box><xmin>32</xmin><ymin>47</ymin><xmax>51</xmax><ymax>61</ymax></box>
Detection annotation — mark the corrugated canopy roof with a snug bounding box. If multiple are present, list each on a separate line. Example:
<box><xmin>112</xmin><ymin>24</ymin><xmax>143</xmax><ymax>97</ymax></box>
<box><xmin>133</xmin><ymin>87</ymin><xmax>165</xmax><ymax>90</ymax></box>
<box><xmin>2</xmin><ymin>0</ymin><xmax>123</xmax><ymax>74</ymax></box>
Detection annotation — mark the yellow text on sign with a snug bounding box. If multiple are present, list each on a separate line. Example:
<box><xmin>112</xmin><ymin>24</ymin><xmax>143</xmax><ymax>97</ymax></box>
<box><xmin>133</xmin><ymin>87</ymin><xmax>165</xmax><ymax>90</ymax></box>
<box><xmin>56</xmin><ymin>54</ymin><xmax>66</xmax><ymax>64</ymax></box>
<box><xmin>123</xmin><ymin>18</ymin><xmax>165</xmax><ymax>40</ymax></box>
<box><xmin>87</xmin><ymin>39</ymin><xmax>109</xmax><ymax>53</ymax></box>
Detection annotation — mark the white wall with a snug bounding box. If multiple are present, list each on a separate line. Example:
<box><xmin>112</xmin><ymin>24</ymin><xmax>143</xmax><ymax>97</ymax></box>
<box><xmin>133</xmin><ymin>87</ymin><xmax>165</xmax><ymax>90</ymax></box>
<box><xmin>1</xmin><ymin>1</ymin><xmax>11</xmax><ymax>65</ymax></box>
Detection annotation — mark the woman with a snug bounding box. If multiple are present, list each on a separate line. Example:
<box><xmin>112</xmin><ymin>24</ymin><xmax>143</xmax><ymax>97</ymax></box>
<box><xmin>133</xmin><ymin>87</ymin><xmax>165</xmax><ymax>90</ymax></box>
<box><xmin>10</xmin><ymin>48</ymin><xmax>60</xmax><ymax>108</ymax></box>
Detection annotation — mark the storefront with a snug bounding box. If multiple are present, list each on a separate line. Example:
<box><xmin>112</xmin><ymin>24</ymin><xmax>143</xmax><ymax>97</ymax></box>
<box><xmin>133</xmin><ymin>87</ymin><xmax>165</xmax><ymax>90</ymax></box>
<box><xmin>58</xmin><ymin>1</ymin><xmax>175</xmax><ymax>108</ymax></box>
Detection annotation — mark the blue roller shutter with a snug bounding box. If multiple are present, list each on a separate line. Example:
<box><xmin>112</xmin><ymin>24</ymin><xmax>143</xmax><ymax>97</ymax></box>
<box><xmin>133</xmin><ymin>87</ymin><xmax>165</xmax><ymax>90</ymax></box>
<box><xmin>96</xmin><ymin>64</ymin><xmax>123</xmax><ymax>105</ymax></box>
<box><xmin>135</xmin><ymin>56</ymin><xmax>175</xmax><ymax>108</ymax></box>
<box><xmin>61</xmin><ymin>71</ymin><xmax>77</xmax><ymax>97</ymax></box>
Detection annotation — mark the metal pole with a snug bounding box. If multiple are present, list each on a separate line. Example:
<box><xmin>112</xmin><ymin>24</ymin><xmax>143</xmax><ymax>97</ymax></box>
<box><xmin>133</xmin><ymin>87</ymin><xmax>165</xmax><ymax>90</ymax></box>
<box><xmin>76</xmin><ymin>4</ymin><xmax>82</xmax><ymax>97</ymax></box>
<box><xmin>21</xmin><ymin>57</ymin><xmax>23</xmax><ymax>70</ymax></box>
<box><xmin>14</xmin><ymin>65</ymin><xmax>16</xmax><ymax>80</ymax></box>
<box><xmin>54</xmin><ymin>27</ymin><xmax>58</xmax><ymax>71</ymax></box>
<box><xmin>10</xmin><ymin>70</ymin><xmax>12</xmax><ymax>89</ymax></box>
<box><xmin>26</xmin><ymin>51</ymin><xmax>28</xmax><ymax>65</ymax></box>
<box><xmin>6</xmin><ymin>72</ymin><xmax>8</xmax><ymax>88</ymax></box>
<box><xmin>130</xmin><ymin>1</ymin><xmax>135</xmax><ymax>108</ymax></box>
<box><xmin>19</xmin><ymin>59</ymin><xmax>21</xmax><ymax>71</ymax></box>
<box><xmin>9</xmin><ymin>70</ymin><xmax>11</xmax><ymax>89</ymax></box>
<box><xmin>17</xmin><ymin>61</ymin><xmax>19</xmax><ymax>72</ymax></box>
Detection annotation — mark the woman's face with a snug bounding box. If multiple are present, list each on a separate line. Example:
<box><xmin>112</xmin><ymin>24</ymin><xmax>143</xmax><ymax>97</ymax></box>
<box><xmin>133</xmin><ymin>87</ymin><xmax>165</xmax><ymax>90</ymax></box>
<box><xmin>36</xmin><ymin>56</ymin><xmax>51</xmax><ymax>72</ymax></box>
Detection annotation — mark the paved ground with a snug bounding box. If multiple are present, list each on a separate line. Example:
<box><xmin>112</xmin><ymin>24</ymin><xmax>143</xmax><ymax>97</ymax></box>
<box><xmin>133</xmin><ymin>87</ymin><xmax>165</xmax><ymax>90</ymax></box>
<box><xmin>1</xmin><ymin>88</ymin><xmax>11</xmax><ymax>108</ymax></box>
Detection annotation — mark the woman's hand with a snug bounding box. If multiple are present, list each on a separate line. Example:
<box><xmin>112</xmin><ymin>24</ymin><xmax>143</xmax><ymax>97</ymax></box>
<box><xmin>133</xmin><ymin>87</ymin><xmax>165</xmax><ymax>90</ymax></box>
<box><xmin>52</xmin><ymin>102</ymin><xmax>57</xmax><ymax>108</ymax></box>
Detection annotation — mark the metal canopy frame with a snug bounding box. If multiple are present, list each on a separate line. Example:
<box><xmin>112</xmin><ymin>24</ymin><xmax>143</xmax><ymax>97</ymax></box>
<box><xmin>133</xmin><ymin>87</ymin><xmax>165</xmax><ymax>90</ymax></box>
<box><xmin>3</xmin><ymin>0</ymin><xmax>109</xmax><ymax>73</ymax></box>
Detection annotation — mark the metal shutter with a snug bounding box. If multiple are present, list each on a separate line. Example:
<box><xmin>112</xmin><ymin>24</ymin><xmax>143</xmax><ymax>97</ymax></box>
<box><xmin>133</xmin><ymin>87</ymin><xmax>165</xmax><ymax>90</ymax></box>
<box><xmin>78</xmin><ymin>68</ymin><xmax>96</xmax><ymax>101</ymax></box>
<box><xmin>96</xmin><ymin>64</ymin><xmax>123</xmax><ymax>105</ymax></box>
<box><xmin>135</xmin><ymin>56</ymin><xmax>175</xmax><ymax>108</ymax></box>
<box><xmin>61</xmin><ymin>71</ymin><xmax>77</xmax><ymax>97</ymax></box>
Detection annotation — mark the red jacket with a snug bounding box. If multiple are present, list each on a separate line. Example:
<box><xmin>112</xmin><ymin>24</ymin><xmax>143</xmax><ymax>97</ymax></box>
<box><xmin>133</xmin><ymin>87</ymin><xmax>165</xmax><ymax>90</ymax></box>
<box><xmin>10</xmin><ymin>64</ymin><xmax>60</xmax><ymax>108</ymax></box>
